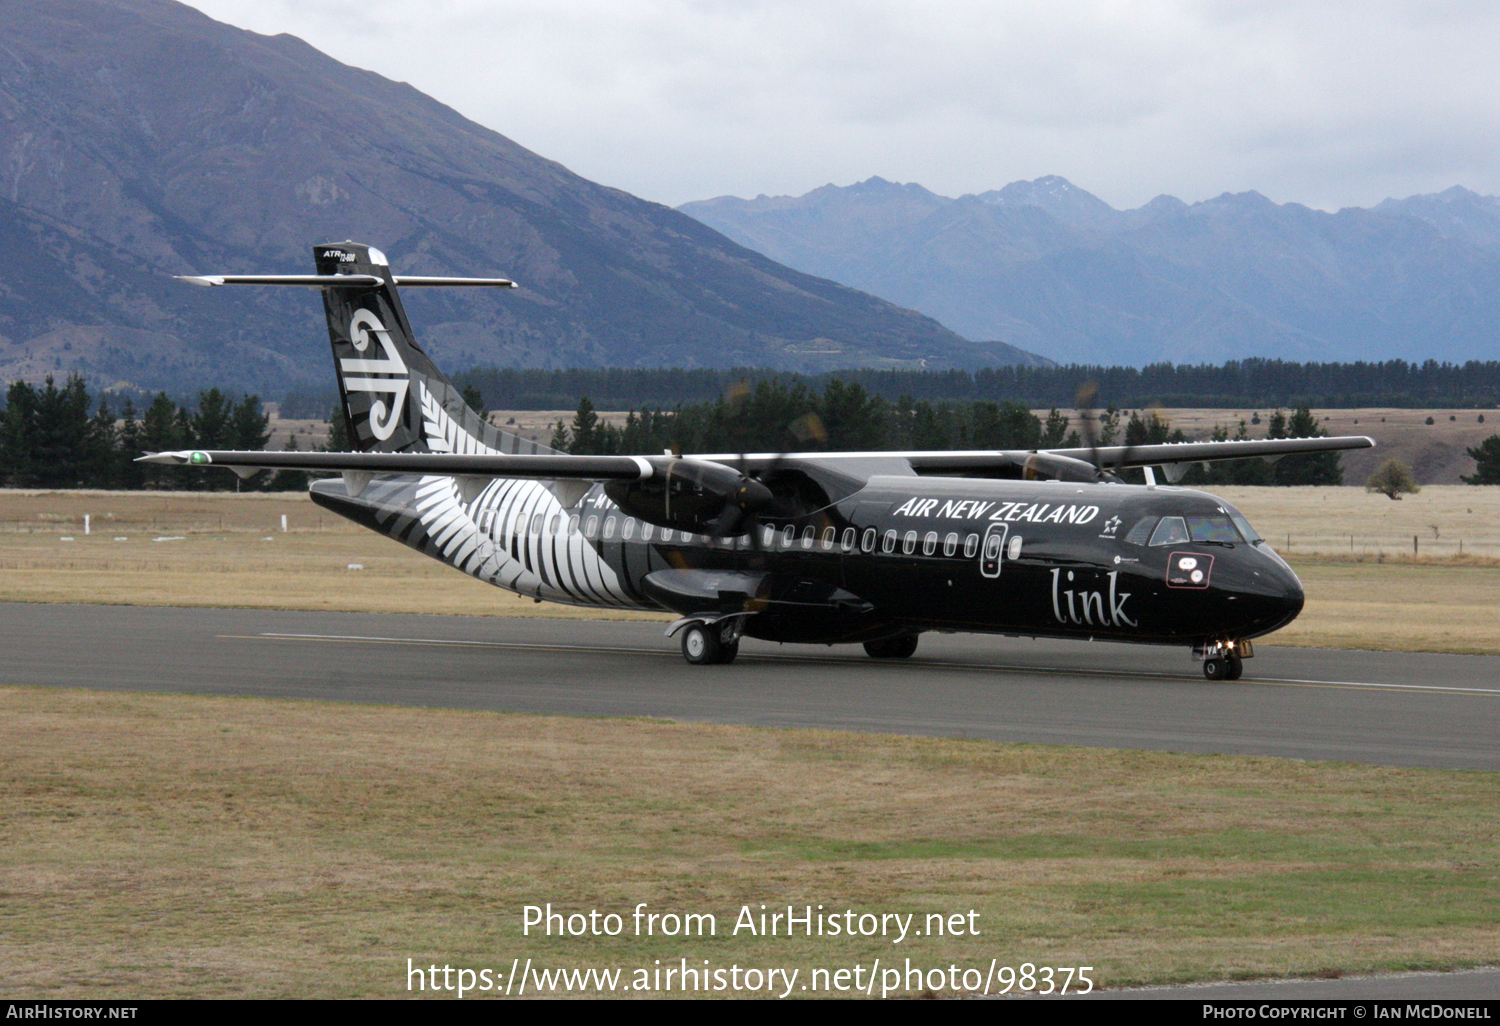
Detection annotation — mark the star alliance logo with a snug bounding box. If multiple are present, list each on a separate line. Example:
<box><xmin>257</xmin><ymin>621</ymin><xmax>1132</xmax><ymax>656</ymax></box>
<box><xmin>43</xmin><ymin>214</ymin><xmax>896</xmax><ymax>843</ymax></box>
<box><xmin>1099</xmin><ymin>515</ymin><xmax>1122</xmax><ymax>538</ymax></box>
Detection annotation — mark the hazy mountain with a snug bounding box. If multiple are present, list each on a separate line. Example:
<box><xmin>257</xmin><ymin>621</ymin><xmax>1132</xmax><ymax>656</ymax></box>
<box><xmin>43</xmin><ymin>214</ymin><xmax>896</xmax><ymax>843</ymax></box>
<box><xmin>681</xmin><ymin>178</ymin><xmax>1500</xmax><ymax>367</ymax></box>
<box><xmin>0</xmin><ymin>0</ymin><xmax>1044</xmax><ymax>396</ymax></box>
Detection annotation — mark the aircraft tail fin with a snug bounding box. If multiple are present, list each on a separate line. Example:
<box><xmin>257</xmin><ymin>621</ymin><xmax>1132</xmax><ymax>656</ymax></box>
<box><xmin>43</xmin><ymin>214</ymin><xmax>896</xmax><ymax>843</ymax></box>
<box><xmin>178</xmin><ymin>241</ymin><xmax>561</xmax><ymax>457</ymax></box>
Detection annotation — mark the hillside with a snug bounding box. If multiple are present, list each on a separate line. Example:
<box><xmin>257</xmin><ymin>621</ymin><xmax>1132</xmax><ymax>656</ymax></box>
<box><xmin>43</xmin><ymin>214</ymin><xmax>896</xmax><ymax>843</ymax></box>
<box><xmin>681</xmin><ymin>177</ymin><xmax>1500</xmax><ymax>368</ymax></box>
<box><xmin>0</xmin><ymin>0</ymin><xmax>1042</xmax><ymax>396</ymax></box>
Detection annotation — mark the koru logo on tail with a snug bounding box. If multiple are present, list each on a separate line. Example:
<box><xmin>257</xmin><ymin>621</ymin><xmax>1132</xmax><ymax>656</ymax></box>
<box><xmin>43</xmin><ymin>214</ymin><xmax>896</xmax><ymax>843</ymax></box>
<box><xmin>341</xmin><ymin>309</ymin><xmax>409</xmax><ymax>441</ymax></box>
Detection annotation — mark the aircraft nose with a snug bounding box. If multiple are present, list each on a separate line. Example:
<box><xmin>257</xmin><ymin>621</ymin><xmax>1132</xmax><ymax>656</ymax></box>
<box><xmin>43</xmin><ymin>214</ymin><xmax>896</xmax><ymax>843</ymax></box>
<box><xmin>1259</xmin><ymin>557</ymin><xmax>1304</xmax><ymax>631</ymax></box>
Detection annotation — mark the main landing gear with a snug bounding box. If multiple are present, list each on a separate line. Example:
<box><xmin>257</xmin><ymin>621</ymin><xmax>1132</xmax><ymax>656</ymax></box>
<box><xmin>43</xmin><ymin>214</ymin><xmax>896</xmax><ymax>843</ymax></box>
<box><xmin>679</xmin><ymin>619</ymin><xmax>742</xmax><ymax>665</ymax></box>
<box><xmin>863</xmin><ymin>633</ymin><xmax>919</xmax><ymax>659</ymax></box>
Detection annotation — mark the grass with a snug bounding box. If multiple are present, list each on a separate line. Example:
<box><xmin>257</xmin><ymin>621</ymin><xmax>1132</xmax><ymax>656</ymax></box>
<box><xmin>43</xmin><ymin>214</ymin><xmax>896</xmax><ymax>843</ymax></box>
<box><xmin>2</xmin><ymin>686</ymin><xmax>1498</xmax><ymax>998</ymax></box>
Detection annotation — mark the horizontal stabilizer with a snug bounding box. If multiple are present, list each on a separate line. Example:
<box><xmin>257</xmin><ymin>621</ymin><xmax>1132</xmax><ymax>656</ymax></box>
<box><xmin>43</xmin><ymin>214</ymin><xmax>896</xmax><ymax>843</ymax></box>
<box><xmin>137</xmin><ymin>449</ymin><xmax>653</xmax><ymax>479</ymax></box>
<box><xmin>175</xmin><ymin>274</ymin><xmax>516</xmax><ymax>288</ymax></box>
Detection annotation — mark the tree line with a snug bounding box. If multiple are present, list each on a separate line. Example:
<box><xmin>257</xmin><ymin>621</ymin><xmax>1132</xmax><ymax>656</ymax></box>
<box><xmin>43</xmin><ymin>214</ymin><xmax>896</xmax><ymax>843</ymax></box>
<box><xmin>0</xmin><ymin>374</ymin><xmax>306</xmax><ymax>490</ymax></box>
<box><xmin>444</xmin><ymin>358</ymin><xmax>1500</xmax><ymax>413</ymax></box>
<box><xmin>16</xmin><ymin>373</ymin><xmax>1500</xmax><ymax>492</ymax></box>
<box><xmin>549</xmin><ymin>378</ymin><xmax>1346</xmax><ymax>486</ymax></box>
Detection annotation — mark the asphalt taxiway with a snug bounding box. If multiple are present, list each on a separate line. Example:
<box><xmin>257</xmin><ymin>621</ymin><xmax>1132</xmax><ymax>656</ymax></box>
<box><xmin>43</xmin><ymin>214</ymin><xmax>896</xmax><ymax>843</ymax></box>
<box><xmin>6</xmin><ymin>602</ymin><xmax>1499</xmax><ymax>770</ymax></box>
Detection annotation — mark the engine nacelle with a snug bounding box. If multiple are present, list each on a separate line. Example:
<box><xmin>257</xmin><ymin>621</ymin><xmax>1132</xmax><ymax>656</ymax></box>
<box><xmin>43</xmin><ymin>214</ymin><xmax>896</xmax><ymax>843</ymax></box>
<box><xmin>604</xmin><ymin>457</ymin><xmax>771</xmax><ymax>535</ymax></box>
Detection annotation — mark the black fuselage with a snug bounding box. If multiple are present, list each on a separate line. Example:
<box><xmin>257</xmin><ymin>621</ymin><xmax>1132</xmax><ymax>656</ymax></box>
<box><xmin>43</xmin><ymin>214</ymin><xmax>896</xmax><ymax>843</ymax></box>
<box><xmin>311</xmin><ymin>473</ymin><xmax>1303</xmax><ymax>652</ymax></box>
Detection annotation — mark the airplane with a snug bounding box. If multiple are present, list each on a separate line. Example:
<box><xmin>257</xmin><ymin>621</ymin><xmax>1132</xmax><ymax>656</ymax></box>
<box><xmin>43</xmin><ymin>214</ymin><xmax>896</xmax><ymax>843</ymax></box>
<box><xmin>146</xmin><ymin>241</ymin><xmax>1374</xmax><ymax>680</ymax></box>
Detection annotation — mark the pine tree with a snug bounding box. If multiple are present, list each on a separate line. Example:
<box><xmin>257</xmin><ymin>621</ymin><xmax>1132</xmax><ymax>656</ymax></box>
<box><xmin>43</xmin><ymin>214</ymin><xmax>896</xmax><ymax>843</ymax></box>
<box><xmin>230</xmin><ymin>394</ymin><xmax>272</xmax><ymax>451</ymax></box>
<box><xmin>192</xmin><ymin>389</ymin><xmax>235</xmax><ymax>451</ymax></box>
<box><xmin>1462</xmin><ymin>436</ymin><xmax>1500</xmax><ymax>484</ymax></box>
<box><xmin>116</xmin><ymin>397</ymin><xmax>145</xmax><ymax>490</ymax></box>
<box><xmin>570</xmin><ymin>397</ymin><xmax>600</xmax><ymax>454</ymax></box>
<box><xmin>0</xmin><ymin>381</ymin><xmax>39</xmax><ymax>486</ymax></box>
<box><xmin>1273</xmin><ymin>406</ymin><xmax>1342</xmax><ymax>485</ymax></box>
<box><xmin>32</xmin><ymin>376</ymin><xmax>93</xmax><ymax>488</ymax></box>
<box><xmin>86</xmin><ymin>397</ymin><xmax>117</xmax><ymax>488</ymax></box>
<box><xmin>141</xmin><ymin>393</ymin><xmax>184</xmax><ymax>490</ymax></box>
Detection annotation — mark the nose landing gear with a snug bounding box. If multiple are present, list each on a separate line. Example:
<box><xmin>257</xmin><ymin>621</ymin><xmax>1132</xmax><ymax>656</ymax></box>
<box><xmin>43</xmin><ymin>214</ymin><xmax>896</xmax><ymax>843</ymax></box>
<box><xmin>1198</xmin><ymin>639</ymin><xmax>1250</xmax><ymax>681</ymax></box>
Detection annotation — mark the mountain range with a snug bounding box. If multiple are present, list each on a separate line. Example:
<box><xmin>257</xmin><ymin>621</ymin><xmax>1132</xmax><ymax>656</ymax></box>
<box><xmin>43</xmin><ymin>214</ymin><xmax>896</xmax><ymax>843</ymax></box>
<box><xmin>680</xmin><ymin>177</ymin><xmax>1500</xmax><ymax>367</ymax></box>
<box><xmin>0</xmin><ymin>0</ymin><xmax>1040</xmax><ymax>397</ymax></box>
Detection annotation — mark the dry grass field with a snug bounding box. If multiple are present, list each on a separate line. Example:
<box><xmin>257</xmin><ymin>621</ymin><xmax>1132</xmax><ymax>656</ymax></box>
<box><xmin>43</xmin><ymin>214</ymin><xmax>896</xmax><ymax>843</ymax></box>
<box><xmin>2</xmin><ymin>485</ymin><xmax>1498</xmax><ymax>653</ymax></box>
<box><xmin>4</xmin><ymin>686</ymin><xmax>1498</xmax><ymax>998</ymax></box>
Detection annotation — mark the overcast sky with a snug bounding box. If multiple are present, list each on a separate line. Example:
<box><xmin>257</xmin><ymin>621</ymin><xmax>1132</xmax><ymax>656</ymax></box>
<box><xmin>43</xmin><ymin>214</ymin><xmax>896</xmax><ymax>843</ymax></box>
<box><xmin>188</xmin><ymin>0</ymin><xmax>1500</xmax><ymax>212</ymax></box>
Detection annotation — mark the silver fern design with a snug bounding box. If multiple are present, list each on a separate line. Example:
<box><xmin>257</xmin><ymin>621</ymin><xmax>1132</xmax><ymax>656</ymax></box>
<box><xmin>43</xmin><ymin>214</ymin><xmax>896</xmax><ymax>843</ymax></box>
<box><xmin>412</xmin><ymin>383</ymin><xmax>635</xmax><ymax>607</ymax></box>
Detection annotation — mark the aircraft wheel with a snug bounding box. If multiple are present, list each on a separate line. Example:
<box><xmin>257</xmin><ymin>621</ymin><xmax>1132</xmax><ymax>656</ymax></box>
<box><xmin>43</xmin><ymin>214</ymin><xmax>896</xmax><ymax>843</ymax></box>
<box><xmin>682</xmin><ymin>622</ymin><xmax>724</xmax><ymax>665</ymax></box>
<box><xmin>864</xmin><ymin>633</ymin><xmax>919</xmax><ymax>659</ymax></box>
<box><xmin>1202</xmin><ymin>656</ymin><xmax>1228</xmax><ymax>681</ymax></box>
<box><xmin>1225</xmin><ymin>653</ymin><xmax>1244</xmax><ymax>680</ymax></box>
<box><xmin>887</xmin><ymin>633</ymin><xmax>919</xmax><ymax>659</ymax></box>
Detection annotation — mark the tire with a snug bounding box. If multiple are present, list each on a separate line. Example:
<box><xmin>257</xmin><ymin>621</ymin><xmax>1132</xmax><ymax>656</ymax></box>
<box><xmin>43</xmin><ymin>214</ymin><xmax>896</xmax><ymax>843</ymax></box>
<box><xmin>682</xmin><ymin>623</ymin><xmax>724</xmax><ymax>665</ymax></box>
<box><xmin>719</xmin><ymin>640</ymin><xmax>740</xmax><ymax>665</ymax></box>
<box><xmin>864</xmin><ymin>633</ymin><xmax>919</xmax><ymax>659</ymax></box>
<box><xmin>1203</xmin><ymin>656</ymin><xmax>1228</xmax><ymax>681</ymax></box>
<box><xmin>1225</xmin><ymin>653</ymin><xmax>1244</xmax><ymax>680</ymax></box>
<box><xmin>887</xmin><ymin>633</ymin><xmax>919</xmax><ymax>659</ymax></box>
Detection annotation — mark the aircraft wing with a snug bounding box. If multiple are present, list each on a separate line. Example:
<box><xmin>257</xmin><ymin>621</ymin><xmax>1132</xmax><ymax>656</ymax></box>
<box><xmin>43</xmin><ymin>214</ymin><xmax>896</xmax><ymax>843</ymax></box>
<box><xmin>141</xmin><ymin>433</ymin><xmax>1374</xmax><ymax>480</ymax></box>
<box><xmin>1039</xmin><ymin>434</ymin><xmax>1375</xmax><ymax>469</ymax></box>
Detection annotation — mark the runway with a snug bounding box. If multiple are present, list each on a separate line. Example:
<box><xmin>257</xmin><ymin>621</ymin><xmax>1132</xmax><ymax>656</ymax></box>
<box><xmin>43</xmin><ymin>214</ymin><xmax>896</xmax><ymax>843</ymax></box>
<box><xmin>6</xmin><ymin>602</ymin><xmax>1499</xmax><ymax>770</ymax></box>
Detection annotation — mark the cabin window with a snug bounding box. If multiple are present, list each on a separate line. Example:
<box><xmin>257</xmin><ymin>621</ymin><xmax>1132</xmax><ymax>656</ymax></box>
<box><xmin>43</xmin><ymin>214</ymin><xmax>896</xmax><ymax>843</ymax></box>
<box><xmin>661</xmin><ymin>527</ymin><xmax>675</xmax><ymax>542</ymax></box>
<box><xmin>963</xmin><ymin>534</ymin><xmax>979</xmax><ymax>558</ymax></box>
<box><xmin>1124</xmin><ymin>517</ymin><xmax>1156</xmax><ymax>546</ymax></box>
<box><xmin>1008</xmin><ymin>535</ymin><xmax>1022</xmax><ymax>560</ymax></box>
<box><xmin>821</xmin><ymin>527</ymin><xmax>837</xmax><ymax>550</ymax></box>
<box><xmin>1148</xmin><ymin>516</ymin><xmax>1189</xmax><ymax>546</ymax></box>
<box><xmin>568</xmin><ymin>514</ymin><xmax>580</xmax><ymax>536</ymax></box>
<box><xmin>603</xmin><ymin>516</ymin><xmax>617</xmax><ymax>539</ymax></box>
<box><xmin>622</xmin><ymin>518</ymin><xmax>636</xmax><ymax>540</ymax></box>
<box><xmin>882</xmin><ymin>529</ymin><xmax>897</xmax><ymax>554</ymax></box>
<box><xmin>903</xmin><ymin>530</ymin><xmax>918</xmax><ymax>555</ymax></box>
<box><xmin>801</xmin><ymin>526</ymin><xmax>816</xmax><ymax>549</ymax></box>
<box><xmin>681</xmin><ymin>532</ymin><xmax>695</xmax><ymax>544</ymax></box>
<box><xmin>531</xmin><ymin>513</ymin><xmax>544</xmax><ymax>534</ymax></box>
<box><xmin>585</xmin><ymin>515</ymin><xmax>598</xmax><ymax>538</ymax></box>
<box><xmin>782</xmin><ymin>525</ymin><xmax>797</xmax><ymax>548</ymax></box>
<box><xmin>922</xmin><ymin>531</ymin><xmax>938</xmax><ymax>556</ymax></box>
<box><xmin>943</xmin><ymin>532</ymin><xmax>958</xmax><ymax>557</ymax></box>
<box><xmin>764</xmin><ymin>525</ymin><xmax>778</xmax><ymax>548</ymax></box>
<box><xmin>841</xmin><ymin>528</ymin><xmax>856</xmax><ymax>552</ymax></box>
<box><xmin>548</xmin><ymin>515</ymin><xmax>560</xmax><ymax>534</ymax></box>
<box><xmin>861</xmin><ymin>528</ymin><xmax>877</xmax><ymax>553</ymax></box>
<box><xmin>641</xmin><ymin>522</ymin><xmax>655</xmax><ymax>541</ymax></box>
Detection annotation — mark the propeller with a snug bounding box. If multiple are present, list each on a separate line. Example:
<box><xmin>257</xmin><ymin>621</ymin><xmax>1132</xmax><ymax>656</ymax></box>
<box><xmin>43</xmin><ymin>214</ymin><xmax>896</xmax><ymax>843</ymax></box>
<box><xmin>1074</xmin><ymin>381</ymin><xmax>1131</xmax><ymax>483</ymax></box>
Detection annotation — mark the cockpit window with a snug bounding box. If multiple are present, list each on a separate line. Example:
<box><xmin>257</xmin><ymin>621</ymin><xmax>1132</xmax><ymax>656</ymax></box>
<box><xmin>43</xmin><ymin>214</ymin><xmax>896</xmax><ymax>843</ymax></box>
<box><xmin>1124</xmin><ymin>517</ymin><xmax>1157</xmax><ymax>546</ymax></box>
<box><xmin>1223</xmin><ymin>506</ymin><xmax>1262</xmax><ymax>544</ymax></box>
<box><xmin>1148</xmin><ymin>517</ymin><xmax>1188</xmax><ymax>546</ymax></box>
<box><xmin>1187</xmin><ymin>515</ymin><xmax>1241</xmax><ymax>544</ymax></box>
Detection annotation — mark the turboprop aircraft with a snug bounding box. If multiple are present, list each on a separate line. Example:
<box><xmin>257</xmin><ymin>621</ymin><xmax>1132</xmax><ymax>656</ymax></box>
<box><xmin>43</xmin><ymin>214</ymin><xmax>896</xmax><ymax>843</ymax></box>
<box><xmin>146</xmin><ymin>242</ymin><xmax>1374</xmax><ymax>680</ymax></box>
